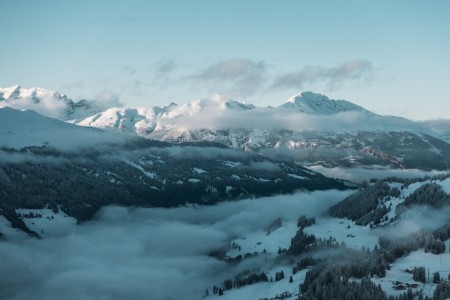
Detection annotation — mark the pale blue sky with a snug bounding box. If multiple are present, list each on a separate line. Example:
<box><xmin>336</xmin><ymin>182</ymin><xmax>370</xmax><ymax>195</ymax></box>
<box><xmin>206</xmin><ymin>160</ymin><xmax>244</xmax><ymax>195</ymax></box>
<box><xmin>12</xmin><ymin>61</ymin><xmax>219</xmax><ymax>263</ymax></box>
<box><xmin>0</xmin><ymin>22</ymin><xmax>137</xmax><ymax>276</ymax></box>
<box><xmin>1</xmin><ymin>0</ymin><xmax>449</xmax><ymax>120</ymax></box>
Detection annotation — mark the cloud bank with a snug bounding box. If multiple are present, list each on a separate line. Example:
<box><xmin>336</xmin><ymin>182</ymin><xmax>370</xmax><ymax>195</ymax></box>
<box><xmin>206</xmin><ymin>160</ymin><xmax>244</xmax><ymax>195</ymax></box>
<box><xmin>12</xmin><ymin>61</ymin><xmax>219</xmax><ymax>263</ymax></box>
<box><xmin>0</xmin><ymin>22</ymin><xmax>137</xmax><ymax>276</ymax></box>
<box><xmin>0</xmin><ymin>190</ymin><xmax>351</xmax><ymax>300</ymax></box>
<box><xmin>159</xmin><ymin>106</ymin><xmax>427</xmax><ymax>133</ymax></box>
<box><xmin>376</xmin><ymin>206</ymin><xmax>450</xmax><ymax>241</ymax></box>
<box><xmin>309</xmin><ymin>165</ymin><xmax>450</xmax><ymax>183</ymax></box>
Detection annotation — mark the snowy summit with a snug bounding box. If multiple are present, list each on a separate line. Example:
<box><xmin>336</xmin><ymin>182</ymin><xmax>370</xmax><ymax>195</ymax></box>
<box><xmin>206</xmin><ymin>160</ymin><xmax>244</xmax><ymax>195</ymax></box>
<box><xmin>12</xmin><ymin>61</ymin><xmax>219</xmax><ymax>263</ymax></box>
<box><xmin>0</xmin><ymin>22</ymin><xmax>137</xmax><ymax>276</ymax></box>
<box><xmin>280</xmin><ymin>91</ymin><xmax>369</xmax><ymax>115</ymax></box>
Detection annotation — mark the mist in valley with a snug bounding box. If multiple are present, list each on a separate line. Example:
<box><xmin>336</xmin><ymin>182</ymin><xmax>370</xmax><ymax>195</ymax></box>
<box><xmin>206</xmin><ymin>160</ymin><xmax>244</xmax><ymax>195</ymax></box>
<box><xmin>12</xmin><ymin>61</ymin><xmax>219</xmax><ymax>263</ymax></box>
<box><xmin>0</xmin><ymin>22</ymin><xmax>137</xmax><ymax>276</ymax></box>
<box><xmin>0</xmin><ymin>190</ymin><xmax>351</xmax><ymax>300</ymax></box>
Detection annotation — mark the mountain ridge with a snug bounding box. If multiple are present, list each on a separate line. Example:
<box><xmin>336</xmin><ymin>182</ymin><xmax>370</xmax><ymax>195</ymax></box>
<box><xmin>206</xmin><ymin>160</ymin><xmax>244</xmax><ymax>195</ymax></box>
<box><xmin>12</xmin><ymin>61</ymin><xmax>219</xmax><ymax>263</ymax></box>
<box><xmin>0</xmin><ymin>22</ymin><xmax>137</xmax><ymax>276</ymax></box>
<box><xmin>2</xmin><ymin>86</ymin><xmax>450</xmax><ymax>170</ymax></box>
<box><xmin>280</xmin><ymin>91</ymin><xmax>370</xmax><ymax>115</ymax></box>
<box><xmin>0</xmin><ymin>86</ymin><xmax>369</xmax><ymax>120</ymax></box>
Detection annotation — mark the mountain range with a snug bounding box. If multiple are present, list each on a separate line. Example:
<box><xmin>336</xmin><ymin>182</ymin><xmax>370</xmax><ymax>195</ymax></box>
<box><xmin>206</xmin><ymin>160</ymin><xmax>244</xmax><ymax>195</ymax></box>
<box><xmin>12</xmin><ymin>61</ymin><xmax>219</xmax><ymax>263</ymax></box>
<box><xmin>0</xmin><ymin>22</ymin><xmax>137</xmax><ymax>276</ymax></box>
<box><xmin>2</xmin><ymin>85</ymin><xmax>450</xmax><ymax>170</ymax></box>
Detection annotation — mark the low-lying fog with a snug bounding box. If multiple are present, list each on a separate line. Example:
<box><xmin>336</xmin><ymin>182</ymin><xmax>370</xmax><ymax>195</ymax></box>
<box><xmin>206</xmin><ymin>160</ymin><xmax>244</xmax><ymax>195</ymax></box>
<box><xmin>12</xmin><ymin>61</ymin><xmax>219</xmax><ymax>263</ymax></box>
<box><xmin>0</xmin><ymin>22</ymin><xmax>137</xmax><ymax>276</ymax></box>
<box><xmin>309</xmin><ymin>165</ymin><xmax>450</xmax><ymax>183</ymax></box>
<box><xmin>0</xmin><ymin>190</ymin><xmax>351</xmax><ymax>300</ymax></box>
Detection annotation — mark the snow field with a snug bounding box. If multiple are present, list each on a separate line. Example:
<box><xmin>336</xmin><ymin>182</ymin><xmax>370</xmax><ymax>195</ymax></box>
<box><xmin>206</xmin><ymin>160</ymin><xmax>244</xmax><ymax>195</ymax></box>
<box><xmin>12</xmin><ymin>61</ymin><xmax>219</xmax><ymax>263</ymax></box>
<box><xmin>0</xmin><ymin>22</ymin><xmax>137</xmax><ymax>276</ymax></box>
<box><xmin>16</xmin><ymin>208</ymin><xmax>77</xmax><ymax>238</ymax></box>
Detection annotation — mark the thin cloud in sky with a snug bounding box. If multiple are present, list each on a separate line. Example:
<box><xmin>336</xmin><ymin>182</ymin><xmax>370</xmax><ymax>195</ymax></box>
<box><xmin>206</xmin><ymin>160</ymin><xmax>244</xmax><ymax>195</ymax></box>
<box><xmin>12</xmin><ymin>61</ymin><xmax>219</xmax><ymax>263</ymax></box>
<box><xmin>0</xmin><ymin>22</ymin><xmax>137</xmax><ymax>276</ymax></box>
<box><xmin>193</xmin><ymin>58</ymin><xmax>266</xmax><ymax>81</ymax></box>
<box><xmin>107</xmin><ymin>58</ymin><xmax>375</xmax><ymax>104</ymax></box>
<box><xmin>94</xmin><ymin>90</ymin><xmax>123</xmax><ymax>108</ymax></box>
<box><xmin>122</xmin><ymin>65</ymin><xmax>137</xmax><ymax>76</ymax></box>
<box><xmin>154</xmin><ymin>59</ymin><xmax>177</xmax><ymax>77</ymax></box>
<box><xmin>272</xmin><ymin>60</ymin><xmax>374</xmax><ymax>91</ymax></box>
<box><xmin>180</xmin><ymin>58</ymin><xmax>372</xmax><ymax>99</ymax></box>
<box><xmin>187</xmin><ymin>58</ymin><xmax>268</xmax><ymax>97</ymax></box>
<box><xmin>150</xmin><ymin>59</ymin><xmax>179</xmax><ymax>90</ymax></box>
<box><xmin>61</xmin><ymin>81</ymin><xmax>86</xmax><ymax>91</ymax></box>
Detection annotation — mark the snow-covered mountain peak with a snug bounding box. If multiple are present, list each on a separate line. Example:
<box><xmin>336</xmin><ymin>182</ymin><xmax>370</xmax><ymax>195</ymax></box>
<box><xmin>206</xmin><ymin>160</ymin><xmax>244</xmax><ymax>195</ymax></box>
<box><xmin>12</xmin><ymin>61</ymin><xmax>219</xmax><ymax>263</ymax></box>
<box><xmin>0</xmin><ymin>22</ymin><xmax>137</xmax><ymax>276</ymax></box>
<box><xmin>0</xmin><ymin>86</ymin><xmax>104</xmax><ymax>121</ymax></box>
<box><xmin>209</xmin><ymin>94</ymin><xmax>255</xmax><ymax>110</ymax></box>
<box><xmin>280</xmin><ymin>91</ymin><xmax>367</xmax><ymax>115</ymax></box>
<box><xmin>163</xmin><ymin>96</ymin><xmax>255</xmax><ymax>119</ymax></box>
<box><xmin>78</xmin><ymin>106</ymin><xmax>155</xmax><ymax>132</ymax></box>
<box><xmin>0</xmin><ymin>85</ymin><xmax>68</xmax><ymax>101</ymax></box>
<box><xmin>0</xmin><ymin>85</ymin><xmax>22</xmax><ymax>99</ymax></box>
<box><xmin>224</xmin><ymin>100</ymin><xmax>255</xmax><ymax>110</ymax></box>
<box><xmin>2</xmin><ymin>86</ymin><xmax>450</xmax><ymax>170</ymax></box>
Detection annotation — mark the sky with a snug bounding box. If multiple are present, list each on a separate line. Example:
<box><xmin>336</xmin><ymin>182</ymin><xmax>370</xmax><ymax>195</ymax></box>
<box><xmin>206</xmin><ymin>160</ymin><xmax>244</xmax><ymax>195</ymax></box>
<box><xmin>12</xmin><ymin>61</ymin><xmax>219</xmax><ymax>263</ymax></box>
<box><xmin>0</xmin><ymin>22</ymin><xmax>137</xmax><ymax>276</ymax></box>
<box><xmin>1</xmin><ymin>0</ymin><xmax>450</xmax><ymax>120</ymax></box>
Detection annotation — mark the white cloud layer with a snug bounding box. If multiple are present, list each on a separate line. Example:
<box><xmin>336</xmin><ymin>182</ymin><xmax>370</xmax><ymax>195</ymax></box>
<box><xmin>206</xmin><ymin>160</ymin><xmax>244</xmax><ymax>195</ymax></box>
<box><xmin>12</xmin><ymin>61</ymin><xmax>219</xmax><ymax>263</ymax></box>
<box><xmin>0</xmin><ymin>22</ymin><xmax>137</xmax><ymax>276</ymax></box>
<box><xmin>0</xmin><ymin>190</ymin><xmax>351</xmax><ymax>300</ymax></box>
<box><xmin>309</xmin><ymin>166</ymin><xmax>450</xmax><ymax>183</ymax></box>
<box><xmin>160</xmin><ymin>107</ymin><xmax>428</xmax><ymax>133</ymax></box>
<box><xmin>376</xmin><ymin>206</ymin><xmax>450</xmax><ymax>241</ymax></box>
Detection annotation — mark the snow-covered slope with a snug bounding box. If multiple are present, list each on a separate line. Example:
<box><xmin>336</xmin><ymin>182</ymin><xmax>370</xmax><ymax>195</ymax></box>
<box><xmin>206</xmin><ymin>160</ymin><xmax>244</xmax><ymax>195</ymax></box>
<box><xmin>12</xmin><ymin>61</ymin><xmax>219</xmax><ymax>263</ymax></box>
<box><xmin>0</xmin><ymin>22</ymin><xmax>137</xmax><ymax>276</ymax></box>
<box><xmin>208</xmin><ymin>174</ymin><xmax>450</xmax><ymax>299</ymax></box>
<box><xmin>0</xmin><ymin>107</ymin><xmax>126</xmax><ymax>150</ymax></box>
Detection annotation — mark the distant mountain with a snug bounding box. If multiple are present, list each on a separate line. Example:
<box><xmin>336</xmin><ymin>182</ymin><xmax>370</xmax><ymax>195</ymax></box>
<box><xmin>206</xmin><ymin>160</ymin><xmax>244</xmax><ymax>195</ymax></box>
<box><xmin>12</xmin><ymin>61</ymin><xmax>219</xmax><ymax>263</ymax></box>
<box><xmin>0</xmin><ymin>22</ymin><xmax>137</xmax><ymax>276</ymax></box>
<box><xmin>77</xmin><ymin>92</ymin><xmax>371</xmax><ymax>134</ymax></box>
<box><xmin>2</xmin><ymin>86</ymin><xmax>450</xmax><ymax>170</ymax></box>
<box><xmin>73</xmin><ymin>92</ymin><xmax>449</xmax><ymax>170</ymax></box>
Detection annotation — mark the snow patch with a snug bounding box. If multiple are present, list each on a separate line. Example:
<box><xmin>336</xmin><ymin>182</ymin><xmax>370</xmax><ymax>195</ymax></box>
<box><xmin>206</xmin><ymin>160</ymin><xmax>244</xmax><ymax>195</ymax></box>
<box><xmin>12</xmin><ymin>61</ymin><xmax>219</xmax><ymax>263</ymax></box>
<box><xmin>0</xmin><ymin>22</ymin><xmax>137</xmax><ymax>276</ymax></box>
<box><xmin>303</xmin><ymin>217</ymin><xmax>379</xmax><ymax>250</ymax></box>
<box><xmin>222</xmin><ymin>161</ymin><xmax>242</xmax><ymax>168</ymax></box>
<box><xmin>16</xmin><ymin>208</ymin><xmax>77</xmax><ymax>238</ymax></box>
<box><xmin>123</xmin><ymin>160</ymin><xmax>156</xmax><ymax>179</ymax></box>
<box><xmin>288</xmin><ymin>173</ymin><xmax>307</xmax><ymax>180</ymax></box>
<box><xmin>373</xmin><ymin>248</ymin><xmax>450</xmax><ymax>297</ymax></box>
<box><xmin>438</xmin><ymin>177</ymin><xmax>450</xmax><ymax>195</ymax></box>
<box><xmin>192</xmin><ymin>167</ymin><xmax>207</xmax><ymax>174</ymax></box>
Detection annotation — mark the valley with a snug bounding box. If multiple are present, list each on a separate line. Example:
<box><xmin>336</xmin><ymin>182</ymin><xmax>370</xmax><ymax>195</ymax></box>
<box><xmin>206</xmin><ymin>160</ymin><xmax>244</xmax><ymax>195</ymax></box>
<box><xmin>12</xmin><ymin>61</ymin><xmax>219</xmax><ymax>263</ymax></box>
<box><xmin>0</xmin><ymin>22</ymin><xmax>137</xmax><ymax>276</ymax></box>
<box><xmin>1</xmin><ymin>87</ymin><xmax>450</xmax><ymax>300</ymax></box>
